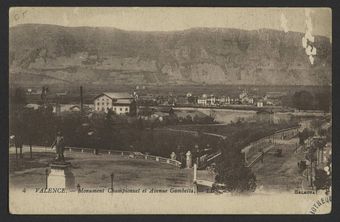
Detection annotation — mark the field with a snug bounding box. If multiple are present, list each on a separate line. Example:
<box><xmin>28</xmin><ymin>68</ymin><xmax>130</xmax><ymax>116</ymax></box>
<box><xmin>175</xmin><ymin>107</ymin><xmax>256</xmax><ymax>123</ymax></box>
<box><xmin>167</xmin><ymin>121</ymin><xmax>297</xmax><ymax>145</ymax></box>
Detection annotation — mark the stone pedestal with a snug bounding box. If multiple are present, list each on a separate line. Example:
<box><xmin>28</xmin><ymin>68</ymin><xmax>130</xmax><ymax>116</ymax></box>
<box><xmin>193</xmin><ymin>163</ymin><xmax>197</xmax><ymax>182</ymax></box>
<box><xmin>48</xmin><ymin>162</ymin><xmax>75</xmax><ymax>190</ymax></box>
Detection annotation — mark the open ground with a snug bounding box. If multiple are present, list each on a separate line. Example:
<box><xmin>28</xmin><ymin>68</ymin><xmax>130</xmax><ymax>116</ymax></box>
<box><xmin>9</xmin><ymin>147</ymin><xmax>216</xmax><ymax>190</ymax></box>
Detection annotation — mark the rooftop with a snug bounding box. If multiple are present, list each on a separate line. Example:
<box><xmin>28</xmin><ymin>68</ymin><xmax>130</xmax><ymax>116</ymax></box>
<box><xmin>95</xmin><ymin>92</ymin><xmax>133</xmax><ymax>100</ymax></box>
<box><xmin>266</xmin><ymin>92</ymin><xmax>287</xmax><ymax>98</ymax></box>
<box><xmin>114</xmin><ymin>99</ymin><xmax>134</xmax><ymax>105</ymax></box>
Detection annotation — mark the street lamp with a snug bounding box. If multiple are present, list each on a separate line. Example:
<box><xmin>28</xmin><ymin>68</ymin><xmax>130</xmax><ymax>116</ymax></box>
<box><xmin>45</xmin><ymin>168</ymin><xmax>49</xmax><ymax>189</ymax></box>
<box><xmin>110</xmin><ymin>173</ymin><xmax>114</xmax><ymax>191</ymax></box>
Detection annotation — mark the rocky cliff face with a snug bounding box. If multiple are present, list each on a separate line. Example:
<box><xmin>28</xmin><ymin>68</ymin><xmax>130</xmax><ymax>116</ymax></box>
<box><xmin>9</xmin><ymin>24</ymin><xmax>332</xmax><ymax>85</ymax></box>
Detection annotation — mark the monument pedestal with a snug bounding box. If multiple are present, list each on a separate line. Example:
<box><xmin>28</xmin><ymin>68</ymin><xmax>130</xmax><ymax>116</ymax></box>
<box><xmin>48</xmin><ymin>162</ymin><xmax>75</xmax><ymax>190</ymax></box>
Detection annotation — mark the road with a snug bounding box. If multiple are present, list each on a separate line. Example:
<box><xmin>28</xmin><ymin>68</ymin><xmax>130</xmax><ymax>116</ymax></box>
<box><xmin>163</xmin><ymin>127</ymin><xmax>226</xmax><ymax>139</ymax></box>
<box><xmin>251</xmin><ymin>137</ymin><xmax>308</xmax><ymax>191</ymax></box>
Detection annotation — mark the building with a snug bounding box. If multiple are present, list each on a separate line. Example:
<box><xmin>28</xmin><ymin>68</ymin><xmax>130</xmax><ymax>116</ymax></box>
<box><xmin>217</xmin><ymin>96</ymin><xmax>232</xmax><ymax>105</ymax></box>
<box><xmin>56</xmin><ymin>91</ymin><xmax>68</xmax><ymax>97</ymax></box>
<box><xmin>197</xmin><ymin>94</ymin><xmax>217</xmax><ymax>106</ymax></box>
<box><xmin>176</xmin><ymin>95</ymin><xmax>188</xmax><ymax>105</ymax></box>
<box><xmin>264</xmin><ymin>91</ymin><xmax>286</xmax><ymax>106</ymax></box>
<box><xmin>187</xmin><ymin>95</ymin><xmax>198</xmax><ymax>104</ymax></box>
<box><xmin>138</xmin><ymin>94</ymin><xmax>157</xmax><ymax>106</ymax></box>
<box><xmin>197</xmin><ymin>98</ymin><xmax>207</xmax><ymax>106</ymax></box>
<box><xmin>217</xmin><ymin>96</ymin><xmax>226</xmax><ymax>104</ymax></box>
<box><xmin>206</xmin><ymin>95</ymin><xmax>216</xmax><ymax>106</ymax></box>
<box><xmin>93</xmin><ymin>92</ymin><xmax>136</xmax><ymax>115</ymax></box>
<box><xmin>69</xmin><ymin>105</ymin><xmax>81</xmax><ymax>112</ymax></box>
<box><xmin>151</xmin><ymin>111</ymin><xmax>169</xmax><ymax>122</ymax></box>
<box><xmin>112</xmin><ymin>99</ymin><xmax>136</xmax><ymax>115</ymax></box>
<box><xmin>256</xmin><ymin>101</ymin><xmax>264</xmax><ymax>107</ymax></box>
<box><xmin>53</xmin><ymin>104</ymin><xmax>83</xmax><ymax>115</ymax></box>
<box><xmin>28</xmin><ymin>89</ymin><xmax>43</xmax><ymax>95</ymax></box>
<box><xmin>25</xmin><ymin>103</ymin><xmax>40</xmax><ymax>110</ymax></box>
<box><xmin>239</xmin><ymin>90</ymin><xmax>254</xmax><ymax>104</ymax></box>
<box><xmin>265</xmin><ymin>91</ymin><xmax>286</xmax><ymax>98</ymax></box>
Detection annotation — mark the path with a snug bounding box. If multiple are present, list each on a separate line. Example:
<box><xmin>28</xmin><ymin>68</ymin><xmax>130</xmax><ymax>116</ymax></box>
<box><xmin>163</xmin><ymin>127</ymin><xmax>226</xmax><ymax>139</ymax></box>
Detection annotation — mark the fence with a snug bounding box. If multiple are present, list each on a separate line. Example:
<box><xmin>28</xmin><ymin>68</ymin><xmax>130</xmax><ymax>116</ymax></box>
<box><xmin>12</xmin><ymin>144</ymin><xmax>183</xmax><ymax>168</ymax></box>
<box><xmin>64</xmin><ymin>146</ymin><xmax>182</xmax><ymax>168</ymax></box>
<box><xmin>197</xmin><ymin>151</ymin><xmax>222</xmax><ymax>170</ymax></box>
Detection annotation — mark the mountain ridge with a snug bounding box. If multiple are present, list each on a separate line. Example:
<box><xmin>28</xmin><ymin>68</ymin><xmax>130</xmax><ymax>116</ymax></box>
<box><xmin>9</xmin><ymin>24</ymin><xmax>332</xmax><ymax>86</ymax></box>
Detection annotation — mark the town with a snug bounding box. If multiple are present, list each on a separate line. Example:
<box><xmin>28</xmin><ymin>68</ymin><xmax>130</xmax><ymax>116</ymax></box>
<box><xmin>20</xmin><ymin>84</ymin><xmax>330</xmax><ymax>115</ymax></box>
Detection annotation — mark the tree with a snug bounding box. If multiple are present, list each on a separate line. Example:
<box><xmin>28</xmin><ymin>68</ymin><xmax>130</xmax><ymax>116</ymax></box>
<box><xmin>106</xmin><ymin>108</ymin><xmax>114</xmax><ymax>121</ymax></box>
<box><xmin>214</xmin><ymin>139</ymin><xmax>257</xmax><ymax>193</ymax></box>
<box><xmin>314</xmin><ymin>92</ymin><xmax>331</xmax><ymax>112</ymax></box>
<box><xmin>314</xmin><ymin>169</ymin><xmax>331</xmax><ymax>192</ymax></box>
<box><xmin>23</xmin><ymin>109</ymin><xmax>37</xmax><ymax>159</ymax></box>
<box><xmin>298</xmin><ymin>128</ymin><xmax>314</xmax><ymax>145</ymax></box>
<box><xmin>40</xmin><ymin>86</ymin><xmax>49</xmax><ymax>105</ymax></box>
<box><xmin>137</xmin><ymin>117</ymin><xmax>144</xmax><ymax>130</ymax></box>
<box><xmin>10</xmin><ymin>87</ymin><xmax>27</xmax><ymax>159</ymax></box>
<box><xmin>187</xmin><ymin>96</ymin><xmax>197</xmax><ymax>104</ymax></box>
<box><xmin>12</xmin><ymin>87</ymin><xmax>27</xmax><ymax>106</ymax></box>
<box><xmin>292</xmin><ymin>90</ymin><xmax>314</xmax><ymax>110</ymax></box>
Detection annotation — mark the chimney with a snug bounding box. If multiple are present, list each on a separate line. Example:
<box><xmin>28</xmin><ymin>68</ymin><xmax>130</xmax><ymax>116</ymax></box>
<box><xmin>80</xmin><ymin>86</ymin><xmax>83</xmax><ymax>115</ymax></box>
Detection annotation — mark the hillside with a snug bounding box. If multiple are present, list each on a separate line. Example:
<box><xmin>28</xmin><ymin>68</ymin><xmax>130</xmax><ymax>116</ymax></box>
<box><xmin>9</xmin><ymin>24</ymin><xmax>332</xmax><ymax>86</ymax></box>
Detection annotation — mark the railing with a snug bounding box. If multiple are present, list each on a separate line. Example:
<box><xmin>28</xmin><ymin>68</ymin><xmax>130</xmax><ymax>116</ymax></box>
<box><xmin>197</xmin><ymin>151</ymin><xmax>222</xmax><ymax>170</ymax></box>
<box><xmin>143</xmin><ymin>154</ymin><xmax>182</xmax><ymax>167</ymax></box>
<box><xmin>206</xmin><ymin>152</ymin><xmax>222</xmax><ymax>162</ymax></box>
<box><xmin>245</xmin><ymin>145</ymin><xmax>275</xmax><ymax>168</ymax></box>
<box><xmin>64</xmin><ymin>146</ymin><xmax>182</xmax><ymax>167</ymax></box>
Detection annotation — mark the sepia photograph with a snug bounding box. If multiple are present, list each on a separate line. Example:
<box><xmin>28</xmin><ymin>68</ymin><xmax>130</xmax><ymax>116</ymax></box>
<box><xmin>8</xmin><ymin>7</ymin><xmax>332</xmax><ymax>214</ymax></box>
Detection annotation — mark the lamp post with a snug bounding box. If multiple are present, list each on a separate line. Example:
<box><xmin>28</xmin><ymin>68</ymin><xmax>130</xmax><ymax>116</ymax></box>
<box><xmin>309</xmin><ymin>146</ymin><xmax>315</xmax><ymax>189</ymax></box>
<box><xmin>310</xmin><ymin>160</ymin><xmax>314</xmax><ymax>189</ymax></box>
<box><xmin>110</xmin><ymin>173</ymin><xmax>114</xmax><ymax>191</ymax></box>
<box><xmin>29</xmin><ymin>142</ymin><xmax>32</xmax><ymax>159</ymax></box>
<box><xmin>45</xmin><ymin>168</ymin><xmax>49</xmax><ymax>189</ymax></box>
<box><xmin>15</xmin><ymin>141</ymin><xmax>18</xmax><ymax>168</ymax></box>
<box><xmin>15</xmin><ymin>144</ymin><xmax>18</xmax><ymax>159</ymax></box>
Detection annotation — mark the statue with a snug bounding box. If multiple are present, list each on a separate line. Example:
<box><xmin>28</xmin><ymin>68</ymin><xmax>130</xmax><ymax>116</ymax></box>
<box><xmin>186</xmin><ymin>151</ymin><xmax>192</xmax><ymax>168</ymax></box>
<box><xmin>170</xmin><ymin>152</ymin><xmax>177</xmax><ymax>160</ymax></box>
<box><xmin>47</xmin><ymin>131</ymin><xmax>75</xmax><ymax>190</ymax></box>
<box><xmin>51</xmin><ymin>131</ymin><xmax>65</xmax><ymax>162</ymax></box>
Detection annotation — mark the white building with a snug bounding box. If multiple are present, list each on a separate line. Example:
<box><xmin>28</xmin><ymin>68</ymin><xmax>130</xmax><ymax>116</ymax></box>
<box><xmin>197</xmin><ymin>98</ymin><xmax>207</xmax><ymax>106</ymax></box>
<box><xmin>206</xmin><ymin>95</ymin><xmax>216</xmax><ymax>105</ymax></box>
<box><xmin>256</xmin><ymin>101</ymin><xmax>264</xmax><ymax>107</ymax></box>
<box><xmin>93</xmin><ymin>92</ymin><xmax>136</xmax><ymax>115</ymax></box>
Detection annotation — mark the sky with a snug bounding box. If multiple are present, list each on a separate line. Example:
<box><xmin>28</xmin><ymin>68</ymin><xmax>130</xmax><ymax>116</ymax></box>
<box><xmin>9</xmin><ymin>7</ymin><xmax>331</xmax><ymax>40</ymax></box>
